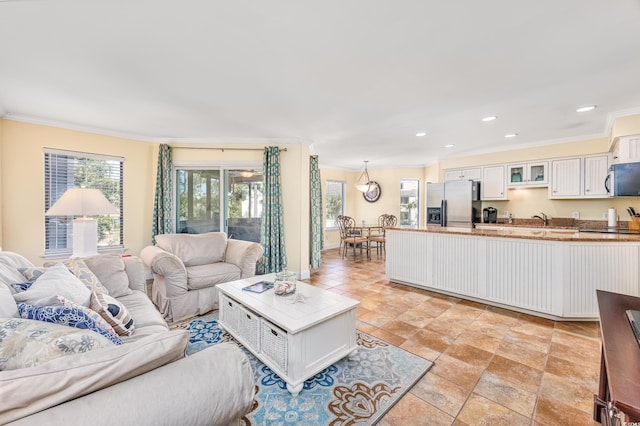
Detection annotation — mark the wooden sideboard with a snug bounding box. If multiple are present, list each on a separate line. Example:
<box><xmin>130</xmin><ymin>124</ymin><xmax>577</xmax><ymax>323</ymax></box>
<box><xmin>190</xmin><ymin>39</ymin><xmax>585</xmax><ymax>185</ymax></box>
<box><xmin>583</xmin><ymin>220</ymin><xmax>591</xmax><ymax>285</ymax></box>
<box><xmin>595</xmin><ymin>290</ymin><xmax>640</xmax><ymax>424</ymax></box>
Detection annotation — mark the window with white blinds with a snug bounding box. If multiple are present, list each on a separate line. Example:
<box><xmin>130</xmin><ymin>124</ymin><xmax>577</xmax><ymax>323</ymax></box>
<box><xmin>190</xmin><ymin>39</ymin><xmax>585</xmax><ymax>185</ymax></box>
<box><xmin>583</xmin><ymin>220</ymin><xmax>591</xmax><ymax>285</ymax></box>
<box><xmin>44</xmin><ymin>149</ymin><xmax>124</xmax><ymax>257</ymax></box>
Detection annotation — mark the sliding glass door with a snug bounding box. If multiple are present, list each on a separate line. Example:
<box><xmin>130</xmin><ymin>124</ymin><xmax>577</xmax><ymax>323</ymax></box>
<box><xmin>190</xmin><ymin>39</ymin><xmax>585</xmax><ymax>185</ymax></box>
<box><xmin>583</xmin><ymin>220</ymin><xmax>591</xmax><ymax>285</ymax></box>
<box><xmin>175</xmin><ymin>167</ymin><xmax>263</xmax><ymax>242</ymax></box>
<box><xmin>225</xmin><ymin>170</ymin><xmax>263</xmax><ymax>242</ymax></box>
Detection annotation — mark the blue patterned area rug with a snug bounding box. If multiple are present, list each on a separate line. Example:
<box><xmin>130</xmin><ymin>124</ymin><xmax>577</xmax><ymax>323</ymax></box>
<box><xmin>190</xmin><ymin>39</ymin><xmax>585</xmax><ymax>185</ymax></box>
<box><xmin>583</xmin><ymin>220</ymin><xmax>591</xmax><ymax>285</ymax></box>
<box><xmin>178</xmin><ymin>313</ymin><xmax>433</xmax><ymax>425</ymax></box>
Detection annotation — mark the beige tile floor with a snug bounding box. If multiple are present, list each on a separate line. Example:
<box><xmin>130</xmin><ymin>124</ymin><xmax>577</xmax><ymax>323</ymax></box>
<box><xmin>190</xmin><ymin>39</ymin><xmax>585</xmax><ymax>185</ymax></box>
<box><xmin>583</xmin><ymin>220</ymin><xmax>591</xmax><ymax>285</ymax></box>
<box><xmin>302</xmin><ymin>248</ymin><xmax>602</xmax><ymax>426</ymax></box>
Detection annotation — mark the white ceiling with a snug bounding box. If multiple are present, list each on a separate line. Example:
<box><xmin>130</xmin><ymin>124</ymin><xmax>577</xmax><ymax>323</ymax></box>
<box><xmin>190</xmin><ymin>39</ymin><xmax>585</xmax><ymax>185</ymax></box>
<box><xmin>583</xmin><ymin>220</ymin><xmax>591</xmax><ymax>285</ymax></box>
<box><xmin>1</xmin><ymin>0</ymin><xmax>640</xmax><ymax>170</ymax></box>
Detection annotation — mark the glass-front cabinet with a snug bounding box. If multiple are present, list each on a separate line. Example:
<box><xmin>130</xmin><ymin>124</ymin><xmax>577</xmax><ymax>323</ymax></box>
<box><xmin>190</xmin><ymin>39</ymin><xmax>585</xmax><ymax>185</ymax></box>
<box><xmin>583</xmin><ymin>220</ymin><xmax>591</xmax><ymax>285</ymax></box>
<box><xmin>507</xmin><ymin>161</ymin><xmax>548</xmax><ymax>187</ymax></box>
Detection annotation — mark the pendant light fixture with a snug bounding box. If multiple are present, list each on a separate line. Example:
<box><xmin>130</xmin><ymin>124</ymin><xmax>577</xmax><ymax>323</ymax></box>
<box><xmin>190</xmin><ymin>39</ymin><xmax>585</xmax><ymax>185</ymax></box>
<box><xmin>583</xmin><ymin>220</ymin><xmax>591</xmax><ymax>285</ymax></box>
<box><xmin>355</xmin><ymin>160</ymin><xmax>373</xmax><ymax>192</ymax></box>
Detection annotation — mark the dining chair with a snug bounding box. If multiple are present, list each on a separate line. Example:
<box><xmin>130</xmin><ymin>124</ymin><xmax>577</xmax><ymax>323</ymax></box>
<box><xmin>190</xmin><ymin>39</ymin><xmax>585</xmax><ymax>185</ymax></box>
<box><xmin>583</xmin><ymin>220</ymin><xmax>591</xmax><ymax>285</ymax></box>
<box><xmin>339</xmin><ymin>216</ymin><xmax>369</xmax><ymax>260</ymax></box>
<box><xmin>369</xmin><ymin>214</ymin><xmax>397</xmax><ymax>258</ymax></box>
<box><xmin>336</xmin><ymin>215</ymin><xmax>359</xmax><ymax>257</ymax></box>
<box><xmin>336</xmin><ymin>215</ymin><xmax>348</xmax><ymax>257</ymax></box>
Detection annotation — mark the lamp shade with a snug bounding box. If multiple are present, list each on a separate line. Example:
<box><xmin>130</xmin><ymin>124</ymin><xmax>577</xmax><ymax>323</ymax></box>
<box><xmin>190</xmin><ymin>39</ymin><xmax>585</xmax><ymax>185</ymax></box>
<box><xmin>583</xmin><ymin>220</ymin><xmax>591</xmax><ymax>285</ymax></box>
<box><xmin>45</xmin><ymin>188</ymin><xmax>119</xmax><ymax>217</ymax></box>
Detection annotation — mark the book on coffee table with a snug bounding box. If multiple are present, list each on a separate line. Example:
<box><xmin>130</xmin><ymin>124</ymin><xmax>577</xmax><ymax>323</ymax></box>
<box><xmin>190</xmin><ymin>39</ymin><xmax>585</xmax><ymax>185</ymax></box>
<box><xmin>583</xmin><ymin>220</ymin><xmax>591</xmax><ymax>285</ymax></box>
<box><xmin>242</xmin><ymin>280</ymin><xmax>274</xmax><ymax>293</ymax></box>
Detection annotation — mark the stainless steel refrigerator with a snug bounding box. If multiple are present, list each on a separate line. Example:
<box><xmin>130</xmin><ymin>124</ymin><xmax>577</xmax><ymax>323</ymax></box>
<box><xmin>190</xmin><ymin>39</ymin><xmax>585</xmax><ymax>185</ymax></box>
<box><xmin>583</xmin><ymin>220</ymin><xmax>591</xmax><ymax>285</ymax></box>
<box><xmin>426</xmin><ymin>180</ymin><xmax>481</xmax><ymax>227</ymax></box>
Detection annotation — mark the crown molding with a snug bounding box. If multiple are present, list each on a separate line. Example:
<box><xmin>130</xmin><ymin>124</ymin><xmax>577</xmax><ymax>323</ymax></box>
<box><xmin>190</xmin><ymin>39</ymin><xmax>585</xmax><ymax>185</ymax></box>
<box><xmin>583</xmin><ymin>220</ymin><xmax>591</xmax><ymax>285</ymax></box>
<box><xmin>604</xmin><ymin>106</ymin><xmax>640</xmax><ymax>139</ymax></box>
<box><xmin>3</xmin><ymin>113</ymin><xmax>157</xmax><ymax>142</ymax></box>
<box><xmin>1</xmin><ymin>113</ymin><xmax>313</xmax><ymax>146</ymax></box>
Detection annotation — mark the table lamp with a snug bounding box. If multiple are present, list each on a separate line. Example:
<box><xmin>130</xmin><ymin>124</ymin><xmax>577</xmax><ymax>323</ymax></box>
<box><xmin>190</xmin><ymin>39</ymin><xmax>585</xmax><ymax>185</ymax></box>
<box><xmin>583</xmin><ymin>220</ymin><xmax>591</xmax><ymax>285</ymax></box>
<box><xmin>45</xmin><ymin>187</ymin><xmax>119</xmax><ymax>258</ymax></box>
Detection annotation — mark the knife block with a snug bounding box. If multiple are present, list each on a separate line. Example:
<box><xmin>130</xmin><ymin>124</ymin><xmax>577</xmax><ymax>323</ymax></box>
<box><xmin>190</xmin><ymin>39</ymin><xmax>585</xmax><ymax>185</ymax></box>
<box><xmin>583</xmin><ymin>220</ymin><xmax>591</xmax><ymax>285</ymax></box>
<box><xmin>630</xmin><ymin>216</ymin><xmax>640</xmax><ymax>231</ymax></box>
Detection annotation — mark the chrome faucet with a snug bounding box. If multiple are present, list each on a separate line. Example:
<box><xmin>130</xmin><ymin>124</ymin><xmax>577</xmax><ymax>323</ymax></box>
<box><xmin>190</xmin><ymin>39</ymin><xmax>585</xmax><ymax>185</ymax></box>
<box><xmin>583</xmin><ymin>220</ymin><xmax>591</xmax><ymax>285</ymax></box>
<box><xmin>532</xmin><ymin>212</ymin><xmax>548</xmax><ymax>226</ymax></box>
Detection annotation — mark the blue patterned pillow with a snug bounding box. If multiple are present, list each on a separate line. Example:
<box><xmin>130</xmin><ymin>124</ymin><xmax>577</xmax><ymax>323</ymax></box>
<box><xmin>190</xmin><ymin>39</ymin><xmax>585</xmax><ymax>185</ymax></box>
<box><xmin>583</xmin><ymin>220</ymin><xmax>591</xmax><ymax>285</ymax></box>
<box><xmin>11</xmin><ymin>281</ymin><xmax>34</xmax><ymax>293</ymax></box>
<box><xmin>17</xmin><ymin>303</ymin><xmax>123</xmax><ymax>345</ymax></box>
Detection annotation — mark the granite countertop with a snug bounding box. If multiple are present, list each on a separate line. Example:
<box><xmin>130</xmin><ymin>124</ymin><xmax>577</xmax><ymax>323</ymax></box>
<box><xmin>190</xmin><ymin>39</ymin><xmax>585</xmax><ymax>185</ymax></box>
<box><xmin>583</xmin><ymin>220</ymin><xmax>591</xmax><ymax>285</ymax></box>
<box><xmin>388</xmin><ymin>225</ymin><xmax>640</xmax><ymax>242</ymax></box>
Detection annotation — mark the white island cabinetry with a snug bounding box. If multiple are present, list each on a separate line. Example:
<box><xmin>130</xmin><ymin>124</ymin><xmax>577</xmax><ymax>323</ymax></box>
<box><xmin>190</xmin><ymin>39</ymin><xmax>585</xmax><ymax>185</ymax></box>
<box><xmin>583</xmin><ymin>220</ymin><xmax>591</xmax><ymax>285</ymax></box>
<box><xmin>386</xmin><ymin>228</ymin><xmax>640</xmax><ymax>320</ymax></box>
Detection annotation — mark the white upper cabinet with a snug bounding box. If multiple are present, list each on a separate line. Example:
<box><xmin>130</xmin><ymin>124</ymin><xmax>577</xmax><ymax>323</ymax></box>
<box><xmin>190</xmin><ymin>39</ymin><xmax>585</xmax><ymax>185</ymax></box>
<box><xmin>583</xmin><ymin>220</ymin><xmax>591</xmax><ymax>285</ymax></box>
<box><xmin>549</xmin><ymin>154</ymin><xmax>610</xmax><ymax>199</ymax></box>
<box><xmin>481</xmin><ymin>165</ymin><xmax>507</xmax><ymax>200</ymax></box>
<box><xmin>583</xmin><ymin>154</ymin><xmax>610</xmax><ymax>197</ymax></box>
<box><xmin>507</xmin><ymin>161</ymin><xmax>548</xmax><ymax>187</ymax></box>
<box><xmin>612</xmin><ymin>135</ymin><xmax>640</xmax><ymax>164</ymax></box>
<box><xmin>443</xmin><ymin>167</ymin><xmax>482</xmax><ymax>181</ymax></box>
<box><xmin>443</xmin><ymin>153</ymin><xmax>610</xmax><ymax>199</ymax></box>
<box><xmin>550</xmin><ymin>158</ymin><xmax>581</xmax><ymax>198</ymax></box>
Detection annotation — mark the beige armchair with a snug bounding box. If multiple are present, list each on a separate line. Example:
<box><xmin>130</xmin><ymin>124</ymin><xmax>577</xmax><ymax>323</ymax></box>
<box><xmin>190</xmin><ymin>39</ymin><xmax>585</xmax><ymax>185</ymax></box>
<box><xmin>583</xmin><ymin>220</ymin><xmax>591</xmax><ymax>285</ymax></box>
<box><xmin>140</xmin><ymin>232</ymin><xmax>264</xmax><ymax>322</ymax></box>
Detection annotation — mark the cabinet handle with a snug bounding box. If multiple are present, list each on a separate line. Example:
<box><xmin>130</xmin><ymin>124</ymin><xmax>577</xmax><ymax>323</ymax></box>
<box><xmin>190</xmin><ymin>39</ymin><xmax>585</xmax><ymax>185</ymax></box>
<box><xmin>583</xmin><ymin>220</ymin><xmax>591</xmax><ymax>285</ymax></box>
<box><xmin>586</xmin><ymin>189</ymin><xmax>590</xmax><ymax>192</ymax></box>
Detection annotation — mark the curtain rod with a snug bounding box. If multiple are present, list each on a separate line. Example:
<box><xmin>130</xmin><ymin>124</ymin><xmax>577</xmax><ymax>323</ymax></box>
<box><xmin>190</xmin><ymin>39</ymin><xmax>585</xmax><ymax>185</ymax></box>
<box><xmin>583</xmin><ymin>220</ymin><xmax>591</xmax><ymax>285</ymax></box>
<box><xmin>169</xmin><ymin>146</ymin><xmax>287</xmax><ymax>152</ymax></box>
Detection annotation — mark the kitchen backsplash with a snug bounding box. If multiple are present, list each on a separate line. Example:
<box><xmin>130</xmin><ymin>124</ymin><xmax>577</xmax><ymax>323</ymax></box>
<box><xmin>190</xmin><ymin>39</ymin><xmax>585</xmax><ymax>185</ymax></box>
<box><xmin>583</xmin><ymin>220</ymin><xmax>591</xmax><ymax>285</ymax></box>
<box><xmin>493</xmin><ymin>217</ymin><xmax>628</xmax><ymax>229</ymax></box>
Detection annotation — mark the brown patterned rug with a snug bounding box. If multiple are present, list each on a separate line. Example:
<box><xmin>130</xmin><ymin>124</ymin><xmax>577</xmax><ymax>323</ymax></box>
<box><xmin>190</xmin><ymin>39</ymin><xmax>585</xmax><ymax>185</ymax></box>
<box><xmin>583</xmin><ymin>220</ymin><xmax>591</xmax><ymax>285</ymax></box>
<box><xmin>174</xmin><ymin>313</ymin><xmax>433</xmax><ymax>425</ymax></box>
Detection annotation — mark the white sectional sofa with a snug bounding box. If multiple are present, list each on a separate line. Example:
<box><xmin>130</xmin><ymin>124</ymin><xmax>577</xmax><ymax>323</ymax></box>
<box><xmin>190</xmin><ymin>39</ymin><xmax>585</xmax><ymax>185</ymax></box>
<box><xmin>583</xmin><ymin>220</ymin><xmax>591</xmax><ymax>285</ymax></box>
<box><xmin>0</xmin><ymin>251</ymin><xmax>255</xmax><ymax>425</ymax></box>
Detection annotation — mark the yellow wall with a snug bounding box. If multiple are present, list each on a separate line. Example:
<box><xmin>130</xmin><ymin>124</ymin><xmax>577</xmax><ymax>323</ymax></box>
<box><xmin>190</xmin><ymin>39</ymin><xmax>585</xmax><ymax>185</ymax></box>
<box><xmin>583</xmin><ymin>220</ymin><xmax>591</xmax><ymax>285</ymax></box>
<box><xmin>438</xmin><ymin>137</ymin><xmax>626</xmax><ymax>221</ymax></box>
<box><xmin>610</xmin><ymin>114</ymin><xmax>640</xmax><ymax>146</ymax></box>
<box><xmin>438</xmin><ymin>136</ymin><xmax>640</xmax><ymax>221</ymax></box>
<box><xmin>0</xmin><ymin>120</ymin><xmax>155</xmax><ymax>265</ymax></box>
<box><xmin>0</xmin><ymin>120</ymin><xmax>312</xmax><ymax>275</ymax></box>
<box><xmin>4</xmin><ymin>113</ymin><xmax>640</xmax><ymax>265</ymax></box>
<box><xmin>321</xmin><ymin>116</ymin><xmax>640</xmax><ymax>235</ymax></box>
<box><xmin>320</xmin><ymin>166</ymin><xmax>424</xmax><ymax>248</ymax></box>
<box><xmin>354</xmin><ymin>167</ymin><xmax>424</xmax><ymax>226</ymax></box>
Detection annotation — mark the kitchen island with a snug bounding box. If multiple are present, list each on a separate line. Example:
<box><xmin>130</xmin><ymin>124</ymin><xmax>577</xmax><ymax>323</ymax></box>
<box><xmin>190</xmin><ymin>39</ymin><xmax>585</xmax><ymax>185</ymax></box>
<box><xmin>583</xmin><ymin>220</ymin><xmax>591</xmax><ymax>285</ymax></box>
<box><xmin>386</xmin><ymin>226</ymin><xmax>640</xmax><ymax>320</ymax></box>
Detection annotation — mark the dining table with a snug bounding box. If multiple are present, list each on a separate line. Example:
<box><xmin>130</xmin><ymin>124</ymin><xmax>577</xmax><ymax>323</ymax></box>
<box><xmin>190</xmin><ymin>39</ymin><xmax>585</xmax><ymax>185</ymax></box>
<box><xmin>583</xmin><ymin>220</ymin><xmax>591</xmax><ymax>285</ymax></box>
<box><xmin>350</xmin><ymin>223</ymin><xmax>383</xmax><ymax>260</ymax></box>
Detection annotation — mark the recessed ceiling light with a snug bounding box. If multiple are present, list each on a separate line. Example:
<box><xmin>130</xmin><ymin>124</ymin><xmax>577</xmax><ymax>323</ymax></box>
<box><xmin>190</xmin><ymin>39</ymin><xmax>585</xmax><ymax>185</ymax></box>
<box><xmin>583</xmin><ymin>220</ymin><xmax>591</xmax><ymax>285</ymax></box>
<box><xmin>482</xmin><ymin>116</ymin><xmax>497</xmax><ymax>122</ymax></box>
<box><xmin>576</xmin><ymin>105</ymin><xmax>596</xmax><ymax>113</ymax></box>
<box><xmin>415</xmin><ymin>132</ymin><xmax>427</xmax><ymax>137</ymax></box>
<box><xmin>504</xmin><ymin>133</ymin><xmax>518</xmax><ymax>138</ymax></box>
<box><xmin>444</xmin><ymin>144</ymin><xmax>454</xmax><ymax>148</ymax></box>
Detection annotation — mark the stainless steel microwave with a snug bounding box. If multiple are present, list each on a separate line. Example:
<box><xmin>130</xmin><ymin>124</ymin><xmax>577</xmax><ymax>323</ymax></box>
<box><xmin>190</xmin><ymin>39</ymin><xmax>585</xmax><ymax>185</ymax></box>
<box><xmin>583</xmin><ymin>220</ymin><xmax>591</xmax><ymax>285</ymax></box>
<box><xmin>607</xmin><ymin>162</ymin><xmax>640</xmax><ymax>197</ymax></box>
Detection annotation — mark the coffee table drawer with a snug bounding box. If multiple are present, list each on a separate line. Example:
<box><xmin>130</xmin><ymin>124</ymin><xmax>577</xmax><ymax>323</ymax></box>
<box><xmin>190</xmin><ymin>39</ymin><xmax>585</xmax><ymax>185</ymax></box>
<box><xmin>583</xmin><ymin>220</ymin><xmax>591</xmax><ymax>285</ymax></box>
<box><xmin>219</xmin><ymin>293</ymin><xmax>240</xmax><ymax>332</ymax></box>
<box><xmin>260</xmin><ymin>320</ymin><xmax>288</xmax><ymax>373</ymax></box>
<box><xmin>238</xmin><ymin>304</ymin><xmax>260</xmax><ymax>352</ymax></box>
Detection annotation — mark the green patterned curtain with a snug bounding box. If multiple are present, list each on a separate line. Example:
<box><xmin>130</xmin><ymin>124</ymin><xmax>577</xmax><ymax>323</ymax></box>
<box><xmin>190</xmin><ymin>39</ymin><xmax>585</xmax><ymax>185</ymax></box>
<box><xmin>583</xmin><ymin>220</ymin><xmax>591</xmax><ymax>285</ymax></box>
<box><xmin>152</xmin><ymin>144</ymin><xmax>173</xmax><ymax>243</ymax></box>
<box><xmin>258</xmin><ymin>146</ymin><xmax>287</xmax><ymax>273</ymax></box>
<box><xmin>309</xmin><ymin>155</ymin><xmax>323</xmax><ymax>268</ymax></box>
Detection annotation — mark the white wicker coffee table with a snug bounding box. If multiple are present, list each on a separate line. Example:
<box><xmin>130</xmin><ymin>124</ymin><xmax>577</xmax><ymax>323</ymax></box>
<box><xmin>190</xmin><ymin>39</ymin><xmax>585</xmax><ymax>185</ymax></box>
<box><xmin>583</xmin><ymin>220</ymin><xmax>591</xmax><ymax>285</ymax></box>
<box><xmin>216</xmin><ymin>274</ymin><xmax>359</xmax><ymax>396</ymax></box>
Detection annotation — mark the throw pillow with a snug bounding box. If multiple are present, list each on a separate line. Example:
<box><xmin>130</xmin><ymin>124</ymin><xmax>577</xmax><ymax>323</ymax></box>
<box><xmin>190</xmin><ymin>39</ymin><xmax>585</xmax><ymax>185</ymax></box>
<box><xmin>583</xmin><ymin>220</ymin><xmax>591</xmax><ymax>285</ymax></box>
<box><xmin>44</xmin><ymin>258</ymin><xmax>110</xmax><ymax>295</ymax></box>
<box><xmin>18</xmin><ymin>266</ymin><xmax>47</xmax><ymax>282</ymax></box>
<box><xmin>0</xmin><ymin>318</ymin><xmax>115</xmax><ymax>370</ymax></box>
<box><xmin>0</xmin><ymin>251</ymin><xmax>34</xmax><ymax>270</ymax></box>
<box><xmin>56</xmin><ymin>295</ymin><xmax>120</xmax><ymax>340</ymax></box>
<box><xmin>14</xmin><ymin>263</ymin><xmax>91</xmax><ymax>307</ymax></box>
<box><xmin>17</xmin><ymin>302</ymin><xmax>123</xmax><ymax>345</ymax></box>
<box><xmin>90</xmin><ymin>292</ymin><xmax>135</xmax><ymax>336</ymax></box>
<box><xmin>0</xmin><ymin>283</ymin><xmax>18</xmax><ymax>318</ymax></box>
<box><xmin>10</xmin><ymin>282</ymin><xmax>33</xmax><ymax>293</ymax></box>
<box><xmin>0</xmin><ymin>263</ymin><xmax>31</xmax><ymax>294</ymax></box>
<box><xmin>83</xmin><ymin>254</ymin><xmax>132</xmax><ymax>298</ymax></box>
